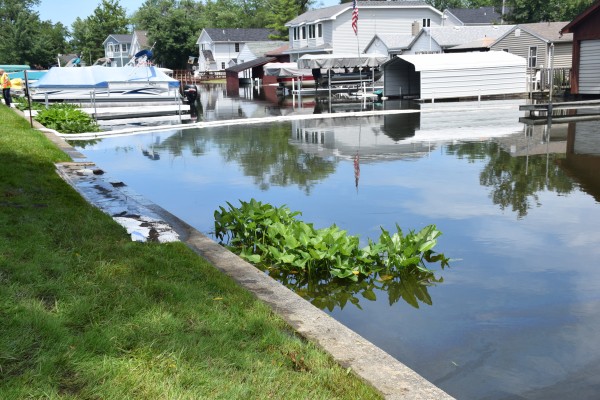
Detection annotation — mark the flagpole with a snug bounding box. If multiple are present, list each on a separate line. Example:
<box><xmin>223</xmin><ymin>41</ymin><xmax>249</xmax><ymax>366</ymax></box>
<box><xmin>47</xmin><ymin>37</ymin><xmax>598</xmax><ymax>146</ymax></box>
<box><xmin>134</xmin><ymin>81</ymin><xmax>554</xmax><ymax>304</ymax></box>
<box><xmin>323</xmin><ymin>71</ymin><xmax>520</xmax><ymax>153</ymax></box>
<box><xmin>352</xmin><ymin>0</ymin><xmax>363</xmax><ymax>94</ymax></box>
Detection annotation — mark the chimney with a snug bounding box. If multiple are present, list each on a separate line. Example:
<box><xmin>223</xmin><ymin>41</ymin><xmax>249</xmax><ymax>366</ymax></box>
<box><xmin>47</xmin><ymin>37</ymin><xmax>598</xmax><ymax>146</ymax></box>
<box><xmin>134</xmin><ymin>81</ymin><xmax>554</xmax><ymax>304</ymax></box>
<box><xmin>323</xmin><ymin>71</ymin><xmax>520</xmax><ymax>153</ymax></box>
<box><xmin>412</xmin><ymin>21</ymin><xmax>421</xmax><ymax>36</ymax></box>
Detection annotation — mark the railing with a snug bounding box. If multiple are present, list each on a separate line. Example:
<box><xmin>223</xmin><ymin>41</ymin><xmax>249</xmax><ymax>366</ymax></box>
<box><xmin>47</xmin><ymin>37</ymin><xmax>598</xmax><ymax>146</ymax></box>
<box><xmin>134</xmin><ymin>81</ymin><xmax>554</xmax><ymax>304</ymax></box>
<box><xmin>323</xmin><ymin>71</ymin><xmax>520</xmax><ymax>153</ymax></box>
<box><xmin>172</xmin><ymin>69</ymin><xmax>226</xmax><ymax>85</ymax></box>
<box><xmin>528</xmin><ymin>67</ymin><xmax>571</xmax><ymax>93</ymax></box>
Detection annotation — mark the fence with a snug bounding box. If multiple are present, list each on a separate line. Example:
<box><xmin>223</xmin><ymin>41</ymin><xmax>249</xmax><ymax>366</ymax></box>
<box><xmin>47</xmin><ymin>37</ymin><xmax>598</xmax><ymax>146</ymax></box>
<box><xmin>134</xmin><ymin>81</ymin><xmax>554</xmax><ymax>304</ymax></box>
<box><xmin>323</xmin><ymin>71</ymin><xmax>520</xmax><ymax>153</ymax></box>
<box><xmin>529</xmin><ymin>67</ymin><xmax>571</xmax><ymax>93</ymax></box>
<box><xmin>172</xmin><ymin>70</ymin><xmax>226</xmax><ymax>86</ymax></box>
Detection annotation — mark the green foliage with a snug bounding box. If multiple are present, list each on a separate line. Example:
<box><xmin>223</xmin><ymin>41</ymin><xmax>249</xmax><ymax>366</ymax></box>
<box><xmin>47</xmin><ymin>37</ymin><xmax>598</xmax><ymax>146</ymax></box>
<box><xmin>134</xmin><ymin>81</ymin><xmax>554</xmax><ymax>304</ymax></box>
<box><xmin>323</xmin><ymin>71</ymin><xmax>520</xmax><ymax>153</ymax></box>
<box><xmin>503</xmin><ymin>0</ymin><xmax>594</xmax><ymax>23</ymax></box>
<box><xmin>13</xmin><ymin>96</ymin><xmax>44</xmax><ymax>112</ymax></box>
<box><xmin>70</xmin><ymin>0</ymin><xmax>130</xmax><ymax>63</ymax></box>
<box><xmin>215</xmin><ymin>199</ymin><xmax>449</xmax><ymax>282</ymax></box>
<box><xmin>0</xmin><ymin>0</ymin><xmax>70</xmax><ymax>67</ymax></box>
<box><xmin>134</xmin><ymin>0</ymin><xmax>206</xmax><ymax>69</ymax></box>
<box><xmin>266</xmin><ymin>0</ymin><xmax>302</xmax><ymax>40</ymax></box>
<box><xmin>34</xmin><ymin>103</ymin><xmax>100</xmax><ymax>134</ymax></box>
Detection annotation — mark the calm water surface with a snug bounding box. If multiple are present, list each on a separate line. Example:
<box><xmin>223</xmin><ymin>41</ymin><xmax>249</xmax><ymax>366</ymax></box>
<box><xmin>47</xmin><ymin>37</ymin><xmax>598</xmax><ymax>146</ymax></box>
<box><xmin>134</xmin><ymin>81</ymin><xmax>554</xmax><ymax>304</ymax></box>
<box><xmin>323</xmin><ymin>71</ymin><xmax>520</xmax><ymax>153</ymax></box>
<box><xmin>72</xmin><ymin>88</ymin><xmax>600</xmax><ymax>399</ymax></box>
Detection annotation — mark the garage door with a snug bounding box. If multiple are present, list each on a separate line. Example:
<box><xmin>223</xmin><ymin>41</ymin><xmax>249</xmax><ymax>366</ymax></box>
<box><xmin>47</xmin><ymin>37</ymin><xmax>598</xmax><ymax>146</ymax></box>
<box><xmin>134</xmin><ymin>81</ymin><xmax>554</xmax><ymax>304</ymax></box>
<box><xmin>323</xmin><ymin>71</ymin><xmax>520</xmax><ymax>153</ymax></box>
<box><xmin>579</xmin><ymin>40</ymin><xmax>600</xmax><ymax>94</ymax></box>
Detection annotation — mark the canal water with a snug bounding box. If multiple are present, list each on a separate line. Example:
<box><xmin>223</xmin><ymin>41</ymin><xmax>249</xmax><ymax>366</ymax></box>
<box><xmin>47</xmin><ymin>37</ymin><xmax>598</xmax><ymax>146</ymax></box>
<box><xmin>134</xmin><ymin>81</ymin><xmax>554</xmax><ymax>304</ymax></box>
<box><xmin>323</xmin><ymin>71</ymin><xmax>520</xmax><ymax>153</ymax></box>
<box><xmin>71</xmin><ymin>85</ymin><xmax>600</xmax><ymax>399</ymax></box>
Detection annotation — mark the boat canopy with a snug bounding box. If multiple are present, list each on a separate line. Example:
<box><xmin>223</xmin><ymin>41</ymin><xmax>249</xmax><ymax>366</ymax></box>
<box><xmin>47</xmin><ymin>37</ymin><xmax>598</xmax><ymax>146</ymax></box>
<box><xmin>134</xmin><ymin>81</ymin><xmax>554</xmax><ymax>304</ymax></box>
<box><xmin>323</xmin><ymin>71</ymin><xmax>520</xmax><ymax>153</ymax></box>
<box><xmin>297</xmin><ymin>53</ymin><xmax>388</xmax><ymax>69</ymax></box>
<box><xmin>0</xmin><ymin>65</ymin><xmax>31</xmax><ymax>73</ymax></box>
<box><xmin>263</xmin><ymin>62</ymin><xmax>312</xmax><ymax>77</ymax></box>
<box><xmin>7</xmin><ymin>70</ymin><xmax>47</xmax><ymax>80</ymax></box>
<box><xmin>30</xmin><ymin>66</ymin><xmax>180</xmax><ymax>89</ymax></box>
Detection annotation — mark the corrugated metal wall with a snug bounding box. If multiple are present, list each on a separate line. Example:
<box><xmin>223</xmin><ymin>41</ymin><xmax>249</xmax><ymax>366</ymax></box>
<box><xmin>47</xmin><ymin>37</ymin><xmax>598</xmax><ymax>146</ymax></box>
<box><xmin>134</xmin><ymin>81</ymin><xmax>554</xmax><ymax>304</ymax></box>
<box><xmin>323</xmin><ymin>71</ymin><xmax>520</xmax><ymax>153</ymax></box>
<box><xmin>579</xmin><ymin>40</ymin><xmax>600</xmax><ymax>94</ymax></box>
<box><xmin>383</xmin><ymin>54</ymin><xmax>526</xmax><ymax>100</ymax></box>
<box><xmin>420</xmin><ymin>65</ymin><xmax>525</xmax><ymax>99</ymax></box>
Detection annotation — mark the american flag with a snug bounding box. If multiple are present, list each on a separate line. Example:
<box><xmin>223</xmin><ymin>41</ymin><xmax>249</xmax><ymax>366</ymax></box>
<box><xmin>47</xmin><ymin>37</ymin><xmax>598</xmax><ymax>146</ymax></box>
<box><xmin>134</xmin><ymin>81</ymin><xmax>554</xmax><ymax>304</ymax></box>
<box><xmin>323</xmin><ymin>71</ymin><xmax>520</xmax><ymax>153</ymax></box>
<box><xmin>351</xmin><ymin>0</ymin><xmax>358</xmax><ymax>35</ymax></box>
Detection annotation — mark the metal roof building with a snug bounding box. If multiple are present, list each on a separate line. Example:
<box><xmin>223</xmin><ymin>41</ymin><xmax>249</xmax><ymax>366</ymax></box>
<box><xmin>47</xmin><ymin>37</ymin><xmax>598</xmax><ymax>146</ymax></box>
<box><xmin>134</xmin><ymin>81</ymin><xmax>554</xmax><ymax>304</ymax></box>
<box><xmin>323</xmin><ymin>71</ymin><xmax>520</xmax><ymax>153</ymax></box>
<box><xmin>382</xmin><ymin>51</ymin><xmax>527</xmax><ymax>100</ymax></box>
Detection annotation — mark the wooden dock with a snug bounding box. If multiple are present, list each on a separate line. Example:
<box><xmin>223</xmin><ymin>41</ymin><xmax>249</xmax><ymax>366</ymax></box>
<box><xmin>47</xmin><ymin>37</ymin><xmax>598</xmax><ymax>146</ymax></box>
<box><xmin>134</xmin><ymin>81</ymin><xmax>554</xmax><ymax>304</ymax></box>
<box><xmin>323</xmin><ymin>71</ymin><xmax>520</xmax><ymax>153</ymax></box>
<box><xmin>519</xmin><ymin>99</ymin><xmax>600</xmax><ymax>125</ymax></box>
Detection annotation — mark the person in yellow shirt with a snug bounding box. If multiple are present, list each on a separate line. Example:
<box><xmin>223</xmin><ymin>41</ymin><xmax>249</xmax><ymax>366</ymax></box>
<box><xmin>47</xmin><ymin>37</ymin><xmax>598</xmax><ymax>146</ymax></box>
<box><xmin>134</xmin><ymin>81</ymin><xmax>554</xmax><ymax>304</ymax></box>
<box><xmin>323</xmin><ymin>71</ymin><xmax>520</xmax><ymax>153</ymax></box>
<box><xmin>0</xmin><ymin>69</ymin><xmax>12</xmax><ymax>107</ymax></box>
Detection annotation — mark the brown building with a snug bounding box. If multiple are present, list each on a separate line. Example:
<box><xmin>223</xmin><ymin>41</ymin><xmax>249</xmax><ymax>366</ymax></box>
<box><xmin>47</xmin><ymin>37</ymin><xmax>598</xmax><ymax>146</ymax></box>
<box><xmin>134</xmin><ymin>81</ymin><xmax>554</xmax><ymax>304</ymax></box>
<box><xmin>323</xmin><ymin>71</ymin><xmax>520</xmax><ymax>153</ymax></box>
<box><xmin>561</xmin><ymin>1</ymin><xmax>600</xmax><ymax>95</ymax></box>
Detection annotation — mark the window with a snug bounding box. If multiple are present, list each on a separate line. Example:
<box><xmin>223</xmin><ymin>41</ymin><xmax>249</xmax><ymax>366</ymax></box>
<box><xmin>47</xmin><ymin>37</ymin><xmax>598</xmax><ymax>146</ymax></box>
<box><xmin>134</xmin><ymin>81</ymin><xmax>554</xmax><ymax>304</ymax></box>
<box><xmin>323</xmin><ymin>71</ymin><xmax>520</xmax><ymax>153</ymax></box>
<box><xmin>317</xmin><ymin>24</ymin><xmax>322</xmax><ymax>38</ymax></box>
<box><xmin>528</xmin><ymin>46</ymin><xmax>537</xmax><ymax>68</ymax></box>
<box><xmin>302</xmin><ymin>26</ymin><xmax>306</xmax><ymax>39</ymax></box>
<box><xmin>107</xmin><ymin>43</ymin><xmax>114</xmax><ymax>55</ymax></box>
<box><xmin>235</xmin><ymin>43</ymin><xmax>240</xmax><ymax>52</ymax></box>
<box><xmin>308</xmin><ymin>25</ymin><xmax>315</xmax><ymax>39</ymax></box>
<box><xmin>221</xmin><ymin>62</ymin><xmax>225</xmax><ymax>70</ymax></box>
<box><xmin>422</xmin><ymin>18</ymin><xmax>431</xmax><ymax>27</ymax></box>
<box><xmin>293</xmin><ymin>27</ymin><xmax>298</xmax><ymax>40</ymax></box>
<box><xmin>121</xmin><ymin>43</ymin><xmax>128</xmax><ymax>52</ymax></box>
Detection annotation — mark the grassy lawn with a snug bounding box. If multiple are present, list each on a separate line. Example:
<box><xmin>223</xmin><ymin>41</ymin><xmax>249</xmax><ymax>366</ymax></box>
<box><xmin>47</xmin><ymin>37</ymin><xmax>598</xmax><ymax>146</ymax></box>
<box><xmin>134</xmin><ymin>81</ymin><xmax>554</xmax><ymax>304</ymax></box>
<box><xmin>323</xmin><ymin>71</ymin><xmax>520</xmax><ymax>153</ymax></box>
<box><xmin>0</xmin><ymin>106</ymin><xmax>382</xmax><ymax>399</ymax></box>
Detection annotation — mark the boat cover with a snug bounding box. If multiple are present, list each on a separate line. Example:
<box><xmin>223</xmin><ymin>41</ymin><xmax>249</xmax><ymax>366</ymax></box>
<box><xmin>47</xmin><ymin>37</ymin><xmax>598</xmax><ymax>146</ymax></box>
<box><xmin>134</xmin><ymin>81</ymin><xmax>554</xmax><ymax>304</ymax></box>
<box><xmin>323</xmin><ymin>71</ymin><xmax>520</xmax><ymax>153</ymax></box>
<box><xmin>30</xmin><ymin>66</ymin><xmax>180</xmax><ymax>89</ymax></box>
<box><xmin>297</xmin><ymin>53</ymin><xmax>388</xmax><ymax>69</ymax></box>
<box><xmin>263</xmin><ymin>62</ymin><xmax>312</xmax><ymax>77</ymax></box>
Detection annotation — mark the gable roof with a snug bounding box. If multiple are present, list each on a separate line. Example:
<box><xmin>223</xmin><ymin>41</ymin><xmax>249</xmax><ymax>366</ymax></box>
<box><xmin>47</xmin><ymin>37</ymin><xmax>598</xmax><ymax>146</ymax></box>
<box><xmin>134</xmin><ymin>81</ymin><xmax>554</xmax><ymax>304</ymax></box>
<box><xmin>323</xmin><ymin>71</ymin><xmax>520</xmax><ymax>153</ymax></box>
<box><xmin>242</xmin><ymin>41</ymin><xmax>288</xmax><ymax>58</ymax></box>
<box><xmin>202</xmin><ymin>28</ymin><xmax>273</xmax><ymax>42</ymax></box>
<box><xmin>364</xmin><ymin>33</ymin><xmax>417</xmax><ymax>52</ymax></box>
<box><xmin>445</xmin><ymin>7</ymin><xmax>502</xmax><ymax>25</ymax></box>
<box><xmin>561</xmin><ymin>0</ymin><xmax>600</xmax><ymax>34</ymax></box>
<box><xmin>103</xmin><ymin>34</ymin><xmax>131</xmax><ymax>45</ymax></box>
<box><xmin>286</xmin><ymin>1</ymin><xmax>435</xmax><ymax>26</ymax></box>
<box><xmin>423</xmin><ymin>25</ymin><xmax>514</xmax><ymax>48</ymax></box>
<box><xmin>519</xmin><ymin>21</ymin><xmax>573</xmax><ymax>42</ymax></box>
<box><xmin>133</xmin><ymin>30</ymin><xmax>150</xmax><ymax>49</ymax></box>
<box><xmin>265</xmin><ymin>44</ymin><xmax>290</xmax><ymax>56</ymax></box>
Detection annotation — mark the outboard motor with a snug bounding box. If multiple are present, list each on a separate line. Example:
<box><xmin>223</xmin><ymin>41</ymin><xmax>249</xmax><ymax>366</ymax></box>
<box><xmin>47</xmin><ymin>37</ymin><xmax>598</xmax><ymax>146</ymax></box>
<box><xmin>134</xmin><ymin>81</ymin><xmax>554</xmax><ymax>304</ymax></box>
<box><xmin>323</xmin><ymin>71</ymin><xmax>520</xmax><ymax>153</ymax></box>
<box><xmin>183</xmin><ymin>84</ymin><xmax>198</xmax><ymax>104</ymax></box>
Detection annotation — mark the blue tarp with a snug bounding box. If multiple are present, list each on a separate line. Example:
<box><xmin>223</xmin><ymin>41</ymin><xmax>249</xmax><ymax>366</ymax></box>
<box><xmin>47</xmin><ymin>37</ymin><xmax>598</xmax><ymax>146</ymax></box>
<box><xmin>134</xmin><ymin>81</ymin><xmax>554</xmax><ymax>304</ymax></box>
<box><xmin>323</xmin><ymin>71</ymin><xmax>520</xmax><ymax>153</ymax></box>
<box><xmin>8</xmin><ymin>70</ymin><xmax>47</xmax><ymax>80</ymax></box>
<box><xmin>0</xmin><ymin>65</ymin><xmax>30</xmax><ymax>73</ymax></box>
<box><xmin>30</xmin><ymin>66</ymin><xmax>179</xmax><ymax>89</ymax></box>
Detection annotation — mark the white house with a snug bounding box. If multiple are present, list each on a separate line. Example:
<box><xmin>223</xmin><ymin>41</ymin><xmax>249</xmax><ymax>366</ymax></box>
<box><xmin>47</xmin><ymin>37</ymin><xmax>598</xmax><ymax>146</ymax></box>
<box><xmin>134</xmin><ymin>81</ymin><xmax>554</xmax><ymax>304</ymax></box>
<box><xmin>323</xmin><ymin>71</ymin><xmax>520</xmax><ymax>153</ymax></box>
<box><xmin>196</xmin><ymin>28</ymin><xmax>273</xmax><ymax>72</ymax></box>
<box><xmin>284</xmin><ymin>1</ymin><xmax>447</xmax><ymax>60</ymax></box>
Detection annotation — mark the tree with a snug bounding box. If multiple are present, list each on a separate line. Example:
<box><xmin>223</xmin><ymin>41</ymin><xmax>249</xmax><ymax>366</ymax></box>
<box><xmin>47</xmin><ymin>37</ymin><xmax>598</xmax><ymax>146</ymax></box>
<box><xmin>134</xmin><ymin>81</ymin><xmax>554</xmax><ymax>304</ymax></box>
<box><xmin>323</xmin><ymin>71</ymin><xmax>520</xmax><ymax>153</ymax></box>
<box><xmin>0</xmin><ymin>0</ymin><xmax>70</xmax><ymax>67</ymax></box>
<box><xmin>29</xmin><ymin>22</ymin><xmax>71</xmax><ymax>68</ymax></box>
<box><xmin>503</xmin><ymin>0</ymin><xmax>594</xmax><ymax>23</ymax></box>
<box><xmin>266</xmin><ymin>0</ymin><xmax>302</xmax><ymax>40</ymax></box>
<box><xmin>0</xmin><ymin>0</ymin><xmax>39</xmax><ymax>63</ymax></box>
<box><xmin>133</xmin><ymin>0</ymin><xmax>205</xmax><ymax>69</ymax></box>
<box><xmin>70</xmin><ymin>0</ymin><xmax>130</xmax><ymax>64</ymax></box>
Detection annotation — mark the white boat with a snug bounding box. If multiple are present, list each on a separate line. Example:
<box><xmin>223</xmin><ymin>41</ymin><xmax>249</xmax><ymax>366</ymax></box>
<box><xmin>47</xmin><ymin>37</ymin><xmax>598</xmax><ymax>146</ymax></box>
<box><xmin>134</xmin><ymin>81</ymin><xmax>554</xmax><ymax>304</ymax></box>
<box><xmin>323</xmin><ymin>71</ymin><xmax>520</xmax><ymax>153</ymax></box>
<box><xmin>29</xmin><ymin>65</ymin><xmax>181</xmax><ymax>103</ymax></box>
<box><xmin>263</xmin><ymin>62</ymin><xmax>315</xmax><ymax>88</ymax></box>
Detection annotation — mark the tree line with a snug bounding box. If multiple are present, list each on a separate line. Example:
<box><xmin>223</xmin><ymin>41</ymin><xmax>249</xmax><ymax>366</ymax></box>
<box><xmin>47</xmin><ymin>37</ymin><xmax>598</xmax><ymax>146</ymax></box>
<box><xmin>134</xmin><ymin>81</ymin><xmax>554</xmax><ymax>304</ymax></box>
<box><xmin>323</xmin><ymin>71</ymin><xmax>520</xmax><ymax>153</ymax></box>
<box><xmin>0</xmin><ymin>0</ymin><xmax>594</xmax><ymax>70</ymax></box>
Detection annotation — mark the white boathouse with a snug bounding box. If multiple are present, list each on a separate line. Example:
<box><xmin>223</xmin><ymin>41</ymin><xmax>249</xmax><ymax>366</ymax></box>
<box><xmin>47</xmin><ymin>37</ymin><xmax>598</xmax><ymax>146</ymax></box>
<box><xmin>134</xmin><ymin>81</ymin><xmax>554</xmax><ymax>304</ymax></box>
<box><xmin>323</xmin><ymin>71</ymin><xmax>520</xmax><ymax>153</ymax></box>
<box><xmin>382</xmin><ymin>51</ymin><xmax>527</xmax><ymax>101</ymax></box>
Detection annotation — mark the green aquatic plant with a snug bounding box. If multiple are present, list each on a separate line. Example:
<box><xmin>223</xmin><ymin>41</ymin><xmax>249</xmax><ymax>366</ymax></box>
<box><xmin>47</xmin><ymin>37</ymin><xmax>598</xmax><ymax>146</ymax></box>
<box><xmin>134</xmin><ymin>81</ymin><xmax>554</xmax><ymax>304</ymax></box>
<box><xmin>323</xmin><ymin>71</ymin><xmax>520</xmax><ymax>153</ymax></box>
<box><xmin>34</xmin><ymin>103</ymin><xmax>100</xmax><ymax>133</ymax></box>
<box><xmin>13</xmin><ymin>96</ymin><xmax>44</xmax><ymax>111</ymax></box>
<box><xmin>214</xmin><ymin>199</ymin><xmax>449</xmax><ymax>282</ymax></box>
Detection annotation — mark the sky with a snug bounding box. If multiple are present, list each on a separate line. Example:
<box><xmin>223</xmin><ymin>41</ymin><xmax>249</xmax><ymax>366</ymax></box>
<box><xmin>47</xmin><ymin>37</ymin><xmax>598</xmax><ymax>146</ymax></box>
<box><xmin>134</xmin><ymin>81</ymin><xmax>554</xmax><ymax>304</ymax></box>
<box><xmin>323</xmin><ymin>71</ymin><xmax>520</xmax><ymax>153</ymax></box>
<box><xmin>35</xmin><ymin>0</ymin><xmax>151</xmax><ymax>27</ymax></box>
<box><xmin>35</xmin><ymin>0</ymin><xmax>338</xmax><ymax>28</ymax></box>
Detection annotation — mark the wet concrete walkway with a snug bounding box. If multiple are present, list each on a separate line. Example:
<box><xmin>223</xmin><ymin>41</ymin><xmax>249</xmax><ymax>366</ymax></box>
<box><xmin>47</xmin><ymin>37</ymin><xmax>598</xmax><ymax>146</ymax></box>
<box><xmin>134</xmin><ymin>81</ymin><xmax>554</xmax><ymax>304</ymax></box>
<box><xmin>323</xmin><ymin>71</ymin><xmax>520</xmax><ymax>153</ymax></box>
<box><xmin>24</xmin><ymin>110</ymin><xmax>454</xmax><ymax>399</ymax></box>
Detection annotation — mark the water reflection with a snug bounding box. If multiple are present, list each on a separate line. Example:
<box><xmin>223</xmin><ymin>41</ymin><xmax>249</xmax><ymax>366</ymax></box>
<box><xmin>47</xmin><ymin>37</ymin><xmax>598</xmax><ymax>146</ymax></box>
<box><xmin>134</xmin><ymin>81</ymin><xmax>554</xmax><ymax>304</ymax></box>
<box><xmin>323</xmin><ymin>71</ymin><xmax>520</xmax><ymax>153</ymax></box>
<box><xmin>268</xmin><ymin>267</ymin><xmax>443</xmax><ymax>311</ymax></box>
<box><xmin>71</xmin><ymin>105</ymin><xmax>600</xmax><ymax>399</ymax></box>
